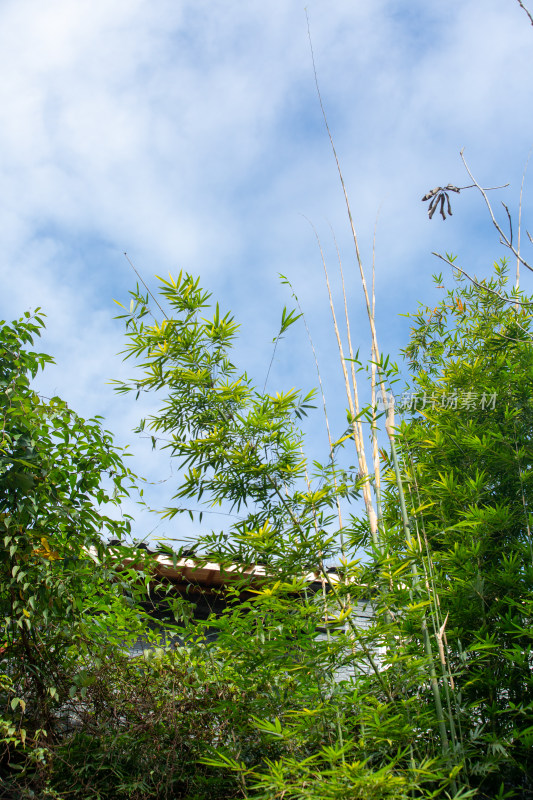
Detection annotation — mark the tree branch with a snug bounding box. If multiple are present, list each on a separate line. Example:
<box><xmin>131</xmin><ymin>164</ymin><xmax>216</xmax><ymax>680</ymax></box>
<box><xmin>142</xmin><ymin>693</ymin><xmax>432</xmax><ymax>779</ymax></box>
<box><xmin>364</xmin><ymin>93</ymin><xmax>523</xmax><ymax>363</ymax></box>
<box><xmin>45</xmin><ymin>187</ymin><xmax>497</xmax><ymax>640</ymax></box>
<box><xmin>515</xmin><ymin>0</ymin><xmax>533</xmax><ymax>26</ymax></box>
<box><xmin>460</xmin><ymin>150</ymin><xmax>533</xmax><ymax>273</ymax></box>
<box><xmin>432</xmin><ymin>251</ymin><xmax>533</xmax><ymax>309</ymax></box>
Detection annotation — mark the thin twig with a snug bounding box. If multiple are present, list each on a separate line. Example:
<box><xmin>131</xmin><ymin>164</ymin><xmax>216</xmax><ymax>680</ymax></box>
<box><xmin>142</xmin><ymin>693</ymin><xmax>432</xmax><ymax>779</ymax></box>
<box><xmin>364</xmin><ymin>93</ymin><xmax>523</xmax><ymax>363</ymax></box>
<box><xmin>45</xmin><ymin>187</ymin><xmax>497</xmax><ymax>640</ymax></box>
<box><xmin>456</xmin><ymin>182</ymin><xmax>507</xmax><ymax>191</ymax></box>
<box><xmin>459</xmin><ymin>150</ymin><xmax>532</xmax><ymax>272</ymax></box>
<box><xmin>432</xmin><ymin>252</ymin><xmax>533</xmax><ymax>309</ymax></box>
<box><xmin>123</xmin><ymin>252</ymin><xmax>168</xmax><ymax>318</ymax></box>
<box><xmin>306</xmin><ymin>10</ymin><xmax>380</xmax><ymax>367</ymax></box>
<box><xmin>281</xmin><ymin>272</ymin><xmax>346</xmax><ymax>550</ymax></box>
<box><xmin>516</xmin><ymin>148</ymin><xmax>532</xmax><ymax>291</ymax></box>
<box><xmin>515</xmin><ymin>0</ymin><xmax>533</xmax><ymax>26</ymax></box>
<box><xmin>263</xmin><ymin>333</ymin><xmax>281</xmax><ymax>394</ymax></box>
<box><xmin>502</xmin><ymin>203</ymin><xmax>513</xmax><ymax>248</ymax></box>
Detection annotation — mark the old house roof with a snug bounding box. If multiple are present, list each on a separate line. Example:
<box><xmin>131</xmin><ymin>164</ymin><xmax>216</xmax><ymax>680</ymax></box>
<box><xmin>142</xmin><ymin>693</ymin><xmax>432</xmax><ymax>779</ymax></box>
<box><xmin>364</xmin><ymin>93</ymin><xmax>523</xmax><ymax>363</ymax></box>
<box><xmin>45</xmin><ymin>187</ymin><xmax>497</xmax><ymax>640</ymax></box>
<box><xmin>102</xmin><ymin>541</ymin><xmax>331</xmax><ymax>596</ymax></box>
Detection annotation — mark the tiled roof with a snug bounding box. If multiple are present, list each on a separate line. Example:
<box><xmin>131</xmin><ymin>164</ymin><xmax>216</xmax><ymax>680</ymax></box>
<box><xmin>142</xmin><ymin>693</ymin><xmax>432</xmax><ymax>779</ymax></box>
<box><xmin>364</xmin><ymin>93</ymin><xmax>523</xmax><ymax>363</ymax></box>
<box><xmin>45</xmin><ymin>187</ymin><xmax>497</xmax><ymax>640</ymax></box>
<box><xmin>95</xmin><ymin>542</ymin><xmax>333</xmax><ymax>595</ymax></box>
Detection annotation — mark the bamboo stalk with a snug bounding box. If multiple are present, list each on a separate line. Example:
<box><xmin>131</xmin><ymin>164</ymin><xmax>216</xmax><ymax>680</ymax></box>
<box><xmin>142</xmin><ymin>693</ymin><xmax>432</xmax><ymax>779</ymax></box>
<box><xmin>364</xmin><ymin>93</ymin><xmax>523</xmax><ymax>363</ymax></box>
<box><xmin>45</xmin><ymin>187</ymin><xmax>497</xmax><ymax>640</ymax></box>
<box><xmin>309</xmin><ymin>223</ymin><xmax>379</xmax><ymax>549</ymax></box>
<box><xmin>370</xmin><ymin>217</ymin><xmax>384</xmax><ymax>535</ymax></box>
<box><xmin>306</xmin><ymin>15</ymin><xmax>459</xmax><ymax>779</ymax></box>
<box><xmin>284</xmin><ymin>277</ymin><xmax>346</xmax><ymax>555</ymax></box>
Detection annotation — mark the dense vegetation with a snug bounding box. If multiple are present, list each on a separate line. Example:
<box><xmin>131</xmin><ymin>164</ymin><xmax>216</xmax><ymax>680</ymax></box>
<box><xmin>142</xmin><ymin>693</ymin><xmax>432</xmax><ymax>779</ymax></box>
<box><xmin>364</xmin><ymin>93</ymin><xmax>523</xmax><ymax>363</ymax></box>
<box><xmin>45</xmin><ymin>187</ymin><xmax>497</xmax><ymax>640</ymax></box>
<box><xmin>1</xmin><ymin>257</ymin><xmax>532</xmax><ymax>799</ymax></box>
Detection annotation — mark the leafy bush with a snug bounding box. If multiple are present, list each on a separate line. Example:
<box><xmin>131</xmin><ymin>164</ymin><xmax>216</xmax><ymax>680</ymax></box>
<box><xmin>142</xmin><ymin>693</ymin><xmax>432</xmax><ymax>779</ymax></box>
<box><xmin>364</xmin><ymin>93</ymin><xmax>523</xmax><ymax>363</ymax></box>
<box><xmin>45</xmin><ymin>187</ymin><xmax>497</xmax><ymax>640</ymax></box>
<box><xmin>2</xmin><ymin>262</ymin><xmax>532</xmax><ymax>799</ymax></box>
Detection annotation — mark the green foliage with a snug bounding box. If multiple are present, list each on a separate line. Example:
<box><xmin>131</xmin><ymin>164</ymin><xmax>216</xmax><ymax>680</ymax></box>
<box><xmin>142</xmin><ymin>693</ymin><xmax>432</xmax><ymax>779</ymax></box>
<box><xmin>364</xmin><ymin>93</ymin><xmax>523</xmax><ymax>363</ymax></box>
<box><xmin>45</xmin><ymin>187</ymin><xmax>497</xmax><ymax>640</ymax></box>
<box><xmin>112</xmin><ymin>272</ymin><xmax>479</xmax><ymax>798</ymax></box>
<box><xmin>384</xmin><ymin>263</ymin><xmax>533</xmax><ymax>796</ymax></box>
<box><xmin>2</xmin><ymin>263</ymin><xmax>532</xmax><ymax>799</ymax></box>
<box><xmin>45</xmin><ymin>649</ymin><xmax>243</xmax><ymax>800</ymax></box>
<box><xmin>0</xmin><ymin>311</ymin><xmax>154</xmax><ymax>798</ymax></box>
<box><xmin>114</xmin><ymin>272</ymin><xmax>342</xmax><ymax>573</ymax></box>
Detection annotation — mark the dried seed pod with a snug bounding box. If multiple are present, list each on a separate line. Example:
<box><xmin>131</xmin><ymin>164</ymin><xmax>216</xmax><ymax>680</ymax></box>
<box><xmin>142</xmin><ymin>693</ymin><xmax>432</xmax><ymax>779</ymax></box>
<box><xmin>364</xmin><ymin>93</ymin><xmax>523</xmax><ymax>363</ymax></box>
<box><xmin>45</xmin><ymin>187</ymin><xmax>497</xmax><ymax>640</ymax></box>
<box><xmin>422</xmin><ymin>187</ymin><xmax>442</xmax><ymax>201</ymax></box>
<box><xmin>423</xmin><ymin>184</ymin><xmax>458</xmax><ymax>220</ymax></box>
<box><xmin>446</xmin><ymin>193</ymin><xmax>453</xmax><ymax>217</ymax></box>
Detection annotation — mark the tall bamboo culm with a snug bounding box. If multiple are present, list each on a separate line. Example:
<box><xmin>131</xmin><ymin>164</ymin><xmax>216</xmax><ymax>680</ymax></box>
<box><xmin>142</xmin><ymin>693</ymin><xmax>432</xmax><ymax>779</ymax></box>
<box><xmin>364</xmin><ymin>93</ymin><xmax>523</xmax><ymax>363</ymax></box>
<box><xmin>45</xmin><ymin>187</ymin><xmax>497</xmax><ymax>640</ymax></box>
<box><xmin>306</xmin><ymin>13</ymin><xmax>462</xmax><ymax>789</ymax></box>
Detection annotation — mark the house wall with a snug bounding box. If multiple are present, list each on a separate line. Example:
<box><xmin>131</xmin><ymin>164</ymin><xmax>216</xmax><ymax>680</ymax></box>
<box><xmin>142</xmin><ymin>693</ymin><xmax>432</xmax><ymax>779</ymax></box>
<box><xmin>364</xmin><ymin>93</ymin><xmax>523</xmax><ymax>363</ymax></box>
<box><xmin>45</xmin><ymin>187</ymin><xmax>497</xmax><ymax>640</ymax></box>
<box><xmin>129</xmin><ymin>592</ymin><xmax>376</xmax><ymax>684</ymax></box>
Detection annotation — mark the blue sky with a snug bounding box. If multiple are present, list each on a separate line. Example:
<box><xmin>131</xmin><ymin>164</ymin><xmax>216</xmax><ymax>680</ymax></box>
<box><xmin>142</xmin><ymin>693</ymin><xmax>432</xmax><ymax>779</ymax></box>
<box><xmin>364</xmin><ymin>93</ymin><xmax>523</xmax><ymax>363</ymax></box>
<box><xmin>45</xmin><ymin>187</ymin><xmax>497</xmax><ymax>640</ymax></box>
<box><xmin>1</xmin><ymin>0</ymin><xmax>532</xmax><ymax>546</ymax></box>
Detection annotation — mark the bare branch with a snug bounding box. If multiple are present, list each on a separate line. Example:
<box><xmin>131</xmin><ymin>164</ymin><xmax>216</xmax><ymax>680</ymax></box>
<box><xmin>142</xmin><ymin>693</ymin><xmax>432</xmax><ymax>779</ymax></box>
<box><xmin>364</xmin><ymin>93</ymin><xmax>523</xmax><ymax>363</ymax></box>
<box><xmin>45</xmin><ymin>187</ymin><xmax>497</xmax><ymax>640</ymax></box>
<box><xmin>123</xmin><ymin>252</ymin><xmax>169</xmax><ymax>319</ymax></box>
<box><xmin>515</xmin><ymin>0</ymin><xmax>533</xmax><ymax>26</ymax></box>
<box><xmin>432</xmin><ymin>251</ymin><xmax>533</xmax><ymax>310</ymax></box>
<box><xmin>502</xmin><ymin>203</ymin><xmax>513</xmax><ymax>247</ymax></box>
<box><xmin>516</xmin><ymin>148</ymin><xmax>532</xmax><ymax>291</ymax></box>
<box><xmin>459</xmin><ymin>150</ymin><xmax>533</xmax><ymax>272</ymax></box>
